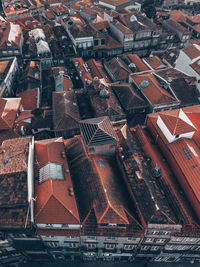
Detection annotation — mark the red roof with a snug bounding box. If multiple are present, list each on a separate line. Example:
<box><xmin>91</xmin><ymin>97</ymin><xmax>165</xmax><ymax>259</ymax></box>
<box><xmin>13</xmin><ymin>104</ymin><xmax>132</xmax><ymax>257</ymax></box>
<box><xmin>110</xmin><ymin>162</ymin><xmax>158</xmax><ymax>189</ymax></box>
<box><xmin>126</xmin><ymin>54</ymin><xmax>150</xmax><ymax>72</ymax></box>
<box><xmin>18</xmin><ymin>89</ymin><xmax>39</xmax><ymax>111</ymax></box>
<box><xmin>72</xmin><ymin>57</ymin><xmax>92</xmax><ymax>84</ymax></box>
<box><xmin>132</xmin><ymin>73</ymin><xmax>176</xmax><ymax>105</ymax></box>
<box><xmin>0</xmin><ymin>98</ymin><xmax>21</xmax><ymax>130</ymax></box>
<box><xmin>36</xmin><ymin>229</ymin><xmax>79</xmax><ymax>236</ymax></box>
<box><xmin>183</xmin><ymin>44</ymin><xmax>200</xmax><ymax>60</ymax></box>
<box><xmin>34</xmin><ymin>138</ymin><xmax>80</xmax><ymax>225</ymax></box>
<box><xmin>159</xmin><ymin>112</ymin><xmax>196</xmax><ymax>136</ymax></box>
<box><xmin>147</xmin><ymin>105</ymin><xmax>200</xmax><ymax>212</ymax></box>
<box><xmin>143</xmin><ymin>56</ymin><xmax>166</xmax><ymax>70</ymax></box>
<box><xmin>168</xmin><ymin>138</ymin><xmax>200</xmax><ymax>202</ymax></box>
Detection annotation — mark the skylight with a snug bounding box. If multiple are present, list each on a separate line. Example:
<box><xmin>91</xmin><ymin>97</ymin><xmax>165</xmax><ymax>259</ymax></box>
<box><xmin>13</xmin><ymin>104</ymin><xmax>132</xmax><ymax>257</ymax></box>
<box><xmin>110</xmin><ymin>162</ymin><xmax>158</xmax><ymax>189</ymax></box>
<box><xmin>39</xmin><ymin>162</ymin><xmax>64</xmax><ymax>184</ymax></box>
<box><xmin>182</xmin><ymin>148</ymin><xmax>192</xmax><ymax>160</ymax></box>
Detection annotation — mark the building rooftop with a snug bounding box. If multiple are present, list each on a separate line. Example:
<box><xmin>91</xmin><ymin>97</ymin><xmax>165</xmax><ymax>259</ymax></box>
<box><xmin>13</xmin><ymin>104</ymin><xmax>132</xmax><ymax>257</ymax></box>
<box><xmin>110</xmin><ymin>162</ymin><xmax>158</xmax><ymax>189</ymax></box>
<box><xmin>34</xmin><ymin>137</ymin><xmax>80</xmax><ymax>225</ymax></box>
<box><xmin>104</xmin><ymin>57</ymin><xmax>131</xmax><ymax>82</ymax></box>
<box><xmin>0</xmin><ymin>98</ymin><xmax>21</xmax><ymax>130</ymax></box>
<box><xmin>80</xmin><ymin>116</ymin><xmax>119</xmax><ymax>147</ymax></box>
<box><xmin>131</xmin><ymin>73</ymin><xmax>176</xmax><ymax>106</ymax></box>
<box><xmin>143</xmin><ymin>56</ymin><xmax>167</xmax><ymax>70</ymax></box>
<box><xmin>111</xmin><ymin>83</ymin><xmax>148</xmax><ymax>112</ymax></box>
<box><xmin>119</xmin><ymin>54</ymin><xmax>150</xmax><ymax>72</ymax></box>
<box><xmin>52</xmin><ymin>91</ymin><xmax>80</xmax><ymax>133</ymax></box>
<box><xmin>0</xmin><ymin>137</ymin><xmax>32</xmax><ymax>229</ymax></box>
<box><xmin>64</xmin><ymin>136</ymin><xmax>143</xmax><ymax>235</ymax></box>
<box><xmin>183</xmin><ymin>44</ymin><xmax>200</xmax><ymax>61</ymax></box>
<box><xmin>18</xmin><ymin>89</ymin><xmax>39</xmax><ymax>111</ymax></box>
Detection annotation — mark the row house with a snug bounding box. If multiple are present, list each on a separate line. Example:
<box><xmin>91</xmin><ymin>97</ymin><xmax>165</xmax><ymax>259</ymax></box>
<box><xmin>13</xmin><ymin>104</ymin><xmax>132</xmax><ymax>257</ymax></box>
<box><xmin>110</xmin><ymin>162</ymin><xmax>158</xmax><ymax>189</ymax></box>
<box><xmin>155</xmin><ymin>68</ymin><xmax>200</xmax><ymax>108</ymax></box>
<box><xmin>111</xmin><ymin>83</ymin><xmax>149</xmax><ymax>121</ymax></box>
<box><xmin>104</xmin><ymin>57</ymin><xmax>131</xmax><ymax>82</ymax></box>
<box><xmin>65</xmin><ymin>23</ymin><xmax>94</xmax><ymax>58</ymax></box>
<box><xmin>0</xmin><ymin>57</ymin><xmax>19</xmax><ymax>97</ymax></box>
<box><xmin>118</xmin><ymin>53</ymin><xmax>150</xmax><ymax>73</ymax></box>
<box><xmin>52</xmin><ymin>91</ymin><xmax>80</xmax><ymax>138</ymax></box>
<box><xmin>34</xmin><ymin>137</ymin><xmax>81</xmax><ymax>247</ymax></box>
<box><xmin>162</xmin><ymin>19</ymin><xmax>191</xmax><ymax>49</ymax></box>
<box><xmin>130</xmin><ymin>72</ymin><xmax>180</xmax><ymax>113</ymax></box>
<box><xmin>99</xmin><ymin>0</ymin><xmax>140</xmax><ymax>11</ymax></box>
<box><xmin>87</xmin><ymin>79</ymin><xmax>126</xmax><ymax>123</ymax></box>
<box><xmin>28</xmin><ymin>28</ymin><xmax>52</xmax><ymax>68</ymax></box>
<box><xmin>109</xmin><ymin>20</ymin><xmax>134</xmax><ymax>52</ymax></box>
<box><xmin>175</xmin><ymin>43</ymin><xmax>200</xmax><ymax>92</ymax></box>
<box><xmin>0</xmin><ymin>20</ymin><xmax>24</xmax><ymax>58</ymax></box>
<box><xmin>2</xmin><ymin>127</ymin><xmax>200</xmax><ymax>262</ymax></box>
<box><xmin>0</xmin><ymin>97</ymin><xmax>34</xmax><ymax>142</ymax></box>
<box><xmin>118</xmin><ymin>11</ymin><xmax>160</xmax><ymax>56</ymax></box>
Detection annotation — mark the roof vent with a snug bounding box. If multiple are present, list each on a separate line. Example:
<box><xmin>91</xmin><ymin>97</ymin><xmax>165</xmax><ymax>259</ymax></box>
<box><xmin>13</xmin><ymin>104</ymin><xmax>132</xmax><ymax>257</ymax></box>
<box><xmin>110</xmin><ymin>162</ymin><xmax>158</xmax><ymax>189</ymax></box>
<box><xmin>2</xmin><ymin>156</ymin><xmax>10</xmax><ymax>164</ymax></box>
<box><xmin>138</xmin><ymin>80</ymin><xmax>150</xmax><ymax>90</ymax></box>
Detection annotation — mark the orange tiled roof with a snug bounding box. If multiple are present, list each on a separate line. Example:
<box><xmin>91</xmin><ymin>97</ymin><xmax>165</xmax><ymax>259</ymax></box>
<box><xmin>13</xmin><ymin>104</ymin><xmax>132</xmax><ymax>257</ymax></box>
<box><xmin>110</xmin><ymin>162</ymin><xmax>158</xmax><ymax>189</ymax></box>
<box><xmin>159</xmin><ymin>112</ymin><xmax>196</xmax><ymax>136</ymax></box>
<box><xmin>0</xmin><ymin>98</ymin><xmax>21</xmax><ymax>130</ymax></box>
<box><xmin>18</xmin><ymin>89</ymin><xmax>39</xmax><ymax>111</ymax></box>
<box><xmin>143</xmin><ymin>56</ymin><xmax>166</xmax><ymax>70</ymax></box>
<box><xmin>132</xmin><ymin>73</ymin><xmax>176</xmax><ymax>105</ymax></box>
<box><xmin>34</xmin><ymin>138</ymin><xmax>80</xmax><ymax>224</ymax></box>
<box><xmin>183</xmin><ymin>44</ymin><xmax>200</xmax><ymax>60</ymax></box>
<box><xmin>72</xmin><ymin>57</ymin><xmax>92</xmax><ymax>84</ymax></box>
<box><xmin>126</xmin><ymin>54</ymin><xmax>150</xmax><ymax>72</ymax></box>
<box><xmin>168</xmin><ymin>138</ymin><xmax>200</xmax><ymax>202</ymax></box>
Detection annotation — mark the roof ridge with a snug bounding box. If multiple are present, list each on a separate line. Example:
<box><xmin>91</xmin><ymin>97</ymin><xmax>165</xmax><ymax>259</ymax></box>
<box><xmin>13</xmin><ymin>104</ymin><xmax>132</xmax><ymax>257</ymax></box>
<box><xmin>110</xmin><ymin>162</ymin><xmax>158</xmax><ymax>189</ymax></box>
<box><xmin>35</xmin><ymin>180</ymin><xmax>53</xmax><ymax>219</ymax></box>
<box><xmin>52</xmin><ymin>189</ymin><xmax>79</xmax><ymax>223</ymax></box>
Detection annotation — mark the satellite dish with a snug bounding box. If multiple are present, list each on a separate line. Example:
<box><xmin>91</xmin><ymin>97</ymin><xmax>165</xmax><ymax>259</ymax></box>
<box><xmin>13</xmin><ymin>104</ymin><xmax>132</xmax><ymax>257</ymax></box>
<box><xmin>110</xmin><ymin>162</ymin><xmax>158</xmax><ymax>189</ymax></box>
<box><xmin>130</xmin><ymin>15</ymin><xmax>137</xmax><ymax>22</ymax></box>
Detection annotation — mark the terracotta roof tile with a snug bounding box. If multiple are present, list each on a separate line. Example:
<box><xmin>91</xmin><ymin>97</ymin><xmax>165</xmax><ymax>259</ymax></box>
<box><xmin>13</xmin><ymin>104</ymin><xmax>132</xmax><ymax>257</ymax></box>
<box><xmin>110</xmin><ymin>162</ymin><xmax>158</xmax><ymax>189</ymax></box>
<box><xmin>18</xmin><ymin>89</ymin><xmax>39</xmax><ymax>111</ymax></box>
<box><xmin>159</xmin><ymin>113</ymin><xmax>196</xmax><ymax>136</ymax></box>
<box><xmin>36</xmin><ymin>229</ymin><xmax>79</xmax><ymax>236</ymax></box>
<box><xmin>122</xmin><ymin>54</ymin><xmax>150</xmax><ymax>72</ymax></box>
<box><xmin>52</xmin><ymin>91</ymin><xmax>80</xmax><ymax>132</ymax></box>
<box><xmin>35</xmin><ymin>138</ymin><xmax>80</xmax><ymax>224</ymax></box>
<box><xmin>143</xmin><ymin>56</ymin><xmax>166</xmax><ymax>70</ymax></box>
<box><xmin>183</xmin><ymin>44</ymin><xmax>200</xmax><ymax>60</ymax></box>
<box><xmin>132</xmin><ymin>73</ymin><xmax>176</xmax><ymax>105</ymax></box>
<box><xmin>0</xmin><ymin>98</ymin><xmax>21</xmax><ymax>130</ymax></box>
<box><xmin>64</xmin><ymin>136</ymin><xmax>142</xmax><ymax>227</ymax></box>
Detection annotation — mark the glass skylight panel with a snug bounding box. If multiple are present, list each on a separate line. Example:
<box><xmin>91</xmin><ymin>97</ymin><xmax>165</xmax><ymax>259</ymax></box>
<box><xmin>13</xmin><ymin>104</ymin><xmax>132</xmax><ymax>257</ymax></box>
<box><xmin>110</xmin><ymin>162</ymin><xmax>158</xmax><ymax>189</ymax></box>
<box><xmin>39</xmin><ymin>163</ymin><xmax>64</xmax><ymax>184</ymax></box>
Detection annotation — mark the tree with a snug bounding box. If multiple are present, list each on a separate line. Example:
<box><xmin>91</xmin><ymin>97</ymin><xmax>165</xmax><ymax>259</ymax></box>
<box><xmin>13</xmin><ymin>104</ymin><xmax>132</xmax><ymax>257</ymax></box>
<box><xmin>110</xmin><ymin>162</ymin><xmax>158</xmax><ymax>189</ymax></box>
<box><xmin>142</xmin><ymin>0</ymin><xmax>157</xmax><ymax>19</ymax></box>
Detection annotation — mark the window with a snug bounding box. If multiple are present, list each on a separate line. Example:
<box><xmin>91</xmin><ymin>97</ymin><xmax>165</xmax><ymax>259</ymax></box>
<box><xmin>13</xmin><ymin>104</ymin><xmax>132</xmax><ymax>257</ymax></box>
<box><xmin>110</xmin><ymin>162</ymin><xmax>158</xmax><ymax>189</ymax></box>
<box><xmin>104</xmin><ymin>243</ymin><xmax>115</xmax><ymax>250</ymax></box>
<box><xmin>39</xmin><ymin>163</ymin><xmax>64</xmax><ymax>184</ymax></box>
<box><xmin>86</xmin><ymin>243</ymin><xmax>97</xmax><ymax>249</ymax></box>
<box><xmin>47</xmin><ymin>241</ymin><xmax>59</xmax><ymax>248</ymax></box>
<box><xmin>151</xmin><ymin>246</ymin><xmax>159</xmax><ymax>251</ymax></box>
<box><xmin>145</xmin><ymin>238</ymin><xmax>154</xmax><ymax>243</ymax></box>
<box><xmin>141</xmin><ymin>246</ymin><xmax>149</xmax><ymax>251</ymax></box>
<box><xmin>124</xmin><ymin>244</ymin><xmax>135</xmax><ymax>250</ymax></box>
<box><xmin>101</xmin><ymin>39</ymin><xmax>105</xmax><ymax>45</ymax></box>
<box><xmin>69</xmin><ymin>242</ymin><xmax>78</xmax><ymax>248</ymax></box>
<box><xmin>94</xmin><ymin>40</ymin><xmax>98</xmax><ymax>46</ymax></box>
<box><xmin>155</xmin><ymin>238</ymin><xmax>166</xmax><ymax>244</ymax></box>
<box><xmin>127</xmin><ymin>237</ymin><xmax>137</xmax><ymax>241</ymax></box>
